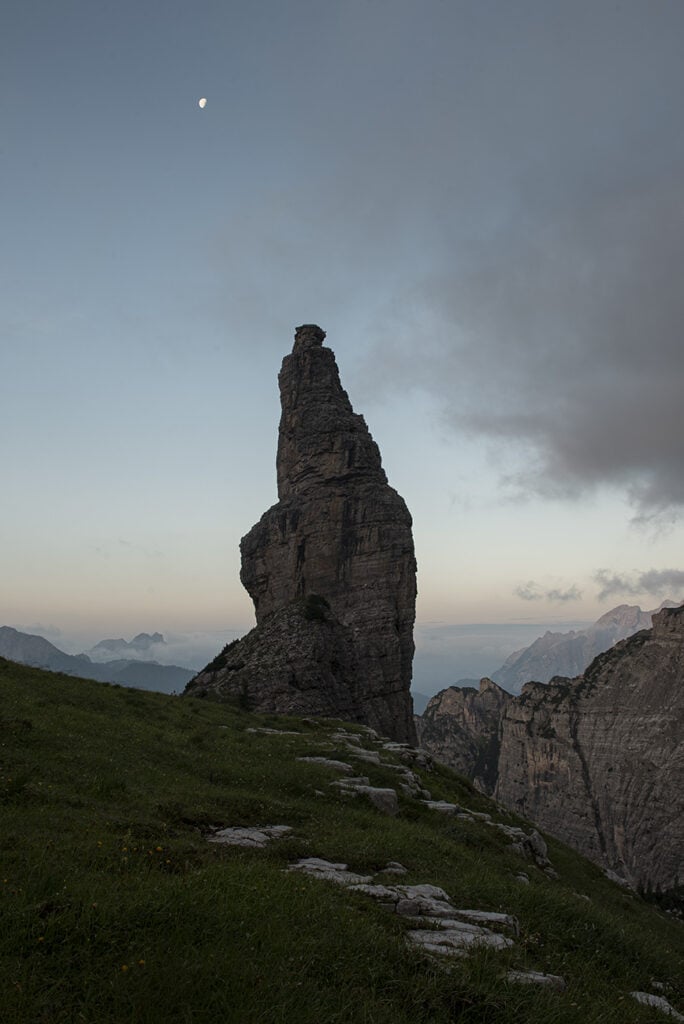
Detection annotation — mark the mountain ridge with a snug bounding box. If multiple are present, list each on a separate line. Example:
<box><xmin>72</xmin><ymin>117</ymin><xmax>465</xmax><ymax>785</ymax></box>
<box><xmin>0</xmin><ymin>625</ymin><xmax>194</xmax><ymax>693</ymax></box>
<box><xmin>489</xmin><ymin>602</ymin><xmax>678</xmax><ymax>693</ymax></box>
<box><xmin>417</xmin><ymin>606</ymin><xmax>684</xmax><ymax>893</ymax></box>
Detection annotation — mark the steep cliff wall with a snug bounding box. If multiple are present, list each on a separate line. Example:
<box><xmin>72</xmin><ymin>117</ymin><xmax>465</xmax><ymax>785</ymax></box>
<box><xmin>419</xmin><ymin>607</ymin><xmax>684</xmax><ymax>892</ymax></box>
<box><xmin>185</xmin><ymin>325</ymin><xmax>417</xmax><ymax>743</ymax></box>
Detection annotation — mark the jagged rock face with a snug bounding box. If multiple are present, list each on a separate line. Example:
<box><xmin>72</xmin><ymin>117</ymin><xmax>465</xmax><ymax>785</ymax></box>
<box><xmin>418</xmin><ymin>607</ymin><xmax>684</xmax><ymax>892</ymax></box>
<box><xmin>186</xmin><ymin>325</ymin><xmax>417</xmax><ymax>743</ymax></box>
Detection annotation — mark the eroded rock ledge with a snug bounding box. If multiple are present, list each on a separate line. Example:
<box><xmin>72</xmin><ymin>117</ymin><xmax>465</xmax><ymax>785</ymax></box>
<box><xmin>185</xmin><ymin>325</ymin><xmax>417</xmax><ymax>743</ymax></box>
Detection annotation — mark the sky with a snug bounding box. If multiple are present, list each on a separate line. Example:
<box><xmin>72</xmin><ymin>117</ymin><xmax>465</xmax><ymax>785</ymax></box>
<box><xmin>2</xmin><ymin>0</ymin><xmax>684</xmax><ymax>691</ymax></box>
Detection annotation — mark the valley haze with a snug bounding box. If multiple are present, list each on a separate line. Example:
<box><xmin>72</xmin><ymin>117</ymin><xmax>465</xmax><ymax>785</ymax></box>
<box><xmin>7</xmin><ymin>606</ymin><xmax>673</xmax><ymax>704</ymax></box>
<box><xmin>2</xmin><ymin>619</ymin><xmax>591</xmax><ymax>698</ymax></box>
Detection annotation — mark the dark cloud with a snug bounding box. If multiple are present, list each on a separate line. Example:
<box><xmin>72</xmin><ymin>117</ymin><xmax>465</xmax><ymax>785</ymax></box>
<box><xmin>367</xmin><ymin>171</ymin><xmax>684</xmax><ymax>522</ymax></box>
<box><xmin>202</xmin><ymin>3</ymin><xmax>684</xmax><ymax>528</ymax></box>
<box><xmin>348</xmin><ymin>5</ymin><xmax>684</xmax><ymax>522</ymax></box>
<box><xmin>515</xmin><ymin>582</ymin><xmax>582</xmax><ymax>603</ymax></box>
<box><xmin>594</xmin><ymin>569</ymin><xmax>684</xmax><ymax>601</ymax></box>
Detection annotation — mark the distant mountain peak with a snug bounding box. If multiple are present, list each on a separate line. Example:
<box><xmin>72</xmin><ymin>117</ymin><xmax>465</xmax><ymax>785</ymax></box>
<box><xmin>0</xmin><ymin>626</ymin><xmax>191</xmax><ymax>693</ymax></box>
<box><xmin>90</xmin><ymin>633</ymin><xmax>165</xmax><ymax>656</ymax></box>
<box><xmin>490</xmin><ymin>601</ymin><xmax>681</xmax><ymax>694</ymax></box>
<box><xmin>132</xmin><ymin>632</ymin><xmax>165</xmax><ymax>646</ymax></box>
<box><xmin>593</xmin><ymin>604</ymin><xmax>651</xmax><ymax>632</ymax></box>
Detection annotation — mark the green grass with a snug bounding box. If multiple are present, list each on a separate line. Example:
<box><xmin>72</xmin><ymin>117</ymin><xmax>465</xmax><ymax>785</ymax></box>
<box><xmin>1</xmin><ymin>656</ymin><xmax>682</xmax><ymax>1023</ymax></box>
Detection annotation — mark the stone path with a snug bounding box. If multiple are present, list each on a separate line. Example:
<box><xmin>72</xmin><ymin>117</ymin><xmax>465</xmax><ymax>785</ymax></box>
<box><xmin>206</xmin><ymin>720</ymin><xmax>682</xmax><ymax>1015</ymax></box>
<box><xmin>288</xmin><ymin>858</ymin><xmax>516</xmax><ymax>957</ymax></box>
<box><xmin>227</xmin><ymin>727</ymin><xmax>537</xmax><ymax>964</ymax></box>
<box><xmin>298</xmin><ymin>726</ymin><xmax>560</xmax><ymax>875</ymax></box>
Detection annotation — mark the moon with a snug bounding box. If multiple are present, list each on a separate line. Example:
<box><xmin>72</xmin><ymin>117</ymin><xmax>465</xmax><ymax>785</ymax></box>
<box><xmin>198</xmin><ymin>97</ymin><xmax>207</xmax><ymax>109</ymax></box>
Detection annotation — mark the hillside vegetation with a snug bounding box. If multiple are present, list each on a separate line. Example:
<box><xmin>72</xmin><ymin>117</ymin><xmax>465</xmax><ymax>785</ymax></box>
<box><xmin>1</xmin><ymin>657</ymin><xmax>682</xmax><ymax>1023</ymax></box>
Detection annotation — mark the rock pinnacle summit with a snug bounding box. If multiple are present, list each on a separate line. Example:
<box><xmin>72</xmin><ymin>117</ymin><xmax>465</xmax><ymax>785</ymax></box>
<box><xmin>185</xmin><ymin>324</ymin><xmax>417</xmax><ymax>743</ymax></box>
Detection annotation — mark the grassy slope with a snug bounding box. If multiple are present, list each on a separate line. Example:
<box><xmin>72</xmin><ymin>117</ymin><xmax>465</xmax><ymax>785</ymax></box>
<box><xmin>1</xmin><ymin>656</ymin><xmax>682</xmax><ymax>1024</ymax></box>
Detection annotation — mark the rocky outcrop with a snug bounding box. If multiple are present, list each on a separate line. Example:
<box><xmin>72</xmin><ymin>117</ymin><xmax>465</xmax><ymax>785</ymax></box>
<box><xmin>185</xmin><ymin>325</ymin><xmax>417</xmax><ymax>743</ymax></box>
<box><xmin>419</xmin><ymin>606</ymin><xmax>684</xmax><ymax>892</ymax></box>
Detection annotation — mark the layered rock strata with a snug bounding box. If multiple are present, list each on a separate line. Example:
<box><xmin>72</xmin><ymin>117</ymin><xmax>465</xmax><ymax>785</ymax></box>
<box><xmin>185</xmin><ymin>324</ymin><xmax>417</xmax><ymax>743</ymax></box>
<box><xmin>418</xmin><ymin>607</ymin><xmax>684</xmax><ymax>892</ymax></box>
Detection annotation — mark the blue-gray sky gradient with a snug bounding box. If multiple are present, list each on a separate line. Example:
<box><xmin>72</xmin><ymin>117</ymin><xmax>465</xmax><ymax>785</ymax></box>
<box><xmin>3</xmin><ymin>1</ymin><xmax>683</xmax><ymax>684</ymax></box>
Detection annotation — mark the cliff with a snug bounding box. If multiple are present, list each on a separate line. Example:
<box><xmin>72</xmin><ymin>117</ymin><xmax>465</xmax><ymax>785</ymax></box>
<box><xmin>418</xmin><ymin>606</ymin><xmax>684</xmax><ymax>892</ymax></box>
<box><xmin>185</xmin><ymin>325</ymin><xmax>417</xmax><ymax>743</ymax></box>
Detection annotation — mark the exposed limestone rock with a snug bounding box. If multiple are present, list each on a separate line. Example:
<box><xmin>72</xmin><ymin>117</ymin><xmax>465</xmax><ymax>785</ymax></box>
<box><xmin>347</xmin><ymin>748</ymin><xmax>382</xmax><ymax>765</ymax></box>
<box><xmin>421</xmin><ymin>800</ymin><xmax>462</xmax><ymax>814</ymax></box>
<box><xmin>452</xmin><ymin>909</ymin><xmax>519</xmax><ymax>934</ymax></box>
<box><xmin>507</xmin><ymin>970</ymin><xmax>566</xmax><ymax>990</ymax></box>
<box><xmin>245</xmin><ymin>726</ymin><xmax>302</xmax><ymax>736</ymax></box>
<box><xmin>630</xmin><ymin>993</ymin><xmax>684</xmax><ymax>1020</ymax></box>
<box><xmin>208</xmin><ymin>825</ymin><xmax>292</xmax><ymax>847</ymax></box>
<box><xmin>287</xmin><ymin>857</ymin><xmax>373</xmax><ymax>885</ymax></box>
<box><xmin>331</xmin><ymin>778</ymin><xmax>400</xmax><ymax>815</ymax></box>
<box><xmin>406</xmin><ymin>925</ymin><xmax>513</xmax><ymax>956</ymax></box>
<box><xmin>385</xmin><ymin>764</ymin><xmax>431</xmax><ymax>798</ymax></box>
<box><xmin>185</xmin><ymin>324</ymin><xmax>417</xmax><ymax>743</ymax></box>
<box><xmin>296</xmin><ymin>756</ymin><xmax>354</xmax><ymax>772</ymax></box>
<box><xmin>418</xmin><ymin>606</ymin><xmax>684</xmax><ymax>892</ymax></box>
<box><xmin>290</xmin><ymin>862</ymin><xmax>516</xmax><ymax>959</ymax></box>
<box><xmin>381</xmin><ymin>861</ymin><xmax>408</xmax><ymax>875</ymax></box>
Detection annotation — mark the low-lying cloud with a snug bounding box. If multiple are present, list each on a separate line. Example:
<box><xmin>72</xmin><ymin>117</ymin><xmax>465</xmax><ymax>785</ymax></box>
<box><xmin>594</xmin><ymin>568</ymin><xmax>684</xmax><ymax>602</ymax></box>
<box><xmin>514</xmin><ymin>582</ymin><xmax>582</xmax><ymax>603</ymax></box>
<box><xmin>84</xmin><ymin>630</ymin><xmax>242</xmax><ymax>670</ymax></box>
<box><xmin>13</xmin><ymin>622</ymin><xmax>63</xmax><ymax>639</ymax></box>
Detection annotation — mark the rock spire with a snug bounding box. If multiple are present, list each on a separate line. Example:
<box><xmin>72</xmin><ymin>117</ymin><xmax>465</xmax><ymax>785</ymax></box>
<box><xmin>185</xmin><ymin>324</ymin><xmax>417</xmax><ymax>743</ymax></box>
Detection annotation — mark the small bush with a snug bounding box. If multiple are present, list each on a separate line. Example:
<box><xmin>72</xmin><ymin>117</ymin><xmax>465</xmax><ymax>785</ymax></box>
<box><xmin>303</xmin><ymin>594</ymin><xmax>331</xmax><ymax>621</ymax></box>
